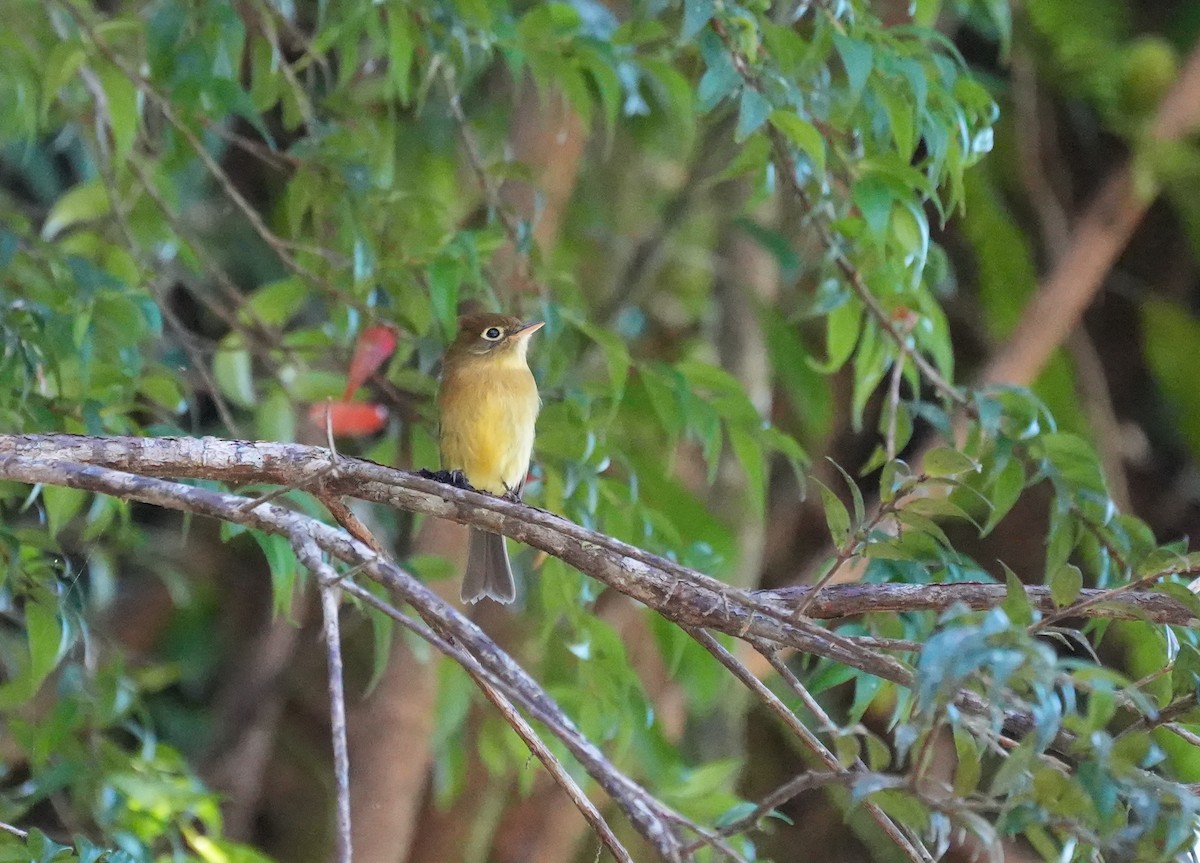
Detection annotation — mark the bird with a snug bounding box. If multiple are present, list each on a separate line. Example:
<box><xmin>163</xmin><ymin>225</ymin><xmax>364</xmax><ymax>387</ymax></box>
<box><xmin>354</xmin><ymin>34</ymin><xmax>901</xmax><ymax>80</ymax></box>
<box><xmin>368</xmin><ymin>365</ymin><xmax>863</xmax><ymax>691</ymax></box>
<box><xmin>437</xmin><ymin>312</ymin><xmax>543</xmax><ymax>603</ymax></box>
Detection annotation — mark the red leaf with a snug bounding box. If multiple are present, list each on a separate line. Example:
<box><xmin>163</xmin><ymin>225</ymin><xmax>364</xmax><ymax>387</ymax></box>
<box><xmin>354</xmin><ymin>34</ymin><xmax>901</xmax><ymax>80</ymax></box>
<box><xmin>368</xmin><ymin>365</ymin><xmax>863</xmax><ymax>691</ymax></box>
<box><xmin>344</xmin><ymin>324</ymin><xmax>399</xmax><ymax>400</ymax></box>
<box><xmin>308</xmin><ymin>401</ymin><xmax>390</xmax><ymax>437</ymax></box>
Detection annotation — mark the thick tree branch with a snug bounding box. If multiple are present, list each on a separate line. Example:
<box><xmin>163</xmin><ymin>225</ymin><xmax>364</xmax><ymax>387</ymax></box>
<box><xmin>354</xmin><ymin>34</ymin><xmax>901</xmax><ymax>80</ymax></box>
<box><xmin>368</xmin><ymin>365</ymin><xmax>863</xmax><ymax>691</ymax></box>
<box><xmin>761</xmin><ymin>582</ymin><xmax>1200</xmax><ymax>628</ymax></box>
<box><xmin>1</xmin><ymin>436</ymin><xmax>1192</xmax><ymax>629</ymax></box>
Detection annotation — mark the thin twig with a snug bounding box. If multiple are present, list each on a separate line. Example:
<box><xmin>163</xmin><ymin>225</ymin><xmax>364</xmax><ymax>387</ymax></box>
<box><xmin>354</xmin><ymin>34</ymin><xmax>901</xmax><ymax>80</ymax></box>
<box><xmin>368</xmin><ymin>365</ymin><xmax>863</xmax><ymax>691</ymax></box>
<box><xmin>0</xmin><ymin>821</ymin><xmax>28</xmax><ymax>840</ymax></box>
<box><xmin>318</xmin><ymin>576</ymin><xmax>352</xmax><ymax>863</ymax></box>
<box><xmin>754</xmin><ymin>642</ymin><xmax>840</xmax><ymax>736</ymax></box>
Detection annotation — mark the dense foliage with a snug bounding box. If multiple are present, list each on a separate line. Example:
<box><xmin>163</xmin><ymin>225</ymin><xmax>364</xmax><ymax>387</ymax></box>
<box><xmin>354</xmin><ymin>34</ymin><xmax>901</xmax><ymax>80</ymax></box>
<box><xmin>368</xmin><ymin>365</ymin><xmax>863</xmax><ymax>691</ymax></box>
<box><xmin>4</xmin><ymin>0</ymin><xmax>1200</xmax><ymax>861</ymax></box>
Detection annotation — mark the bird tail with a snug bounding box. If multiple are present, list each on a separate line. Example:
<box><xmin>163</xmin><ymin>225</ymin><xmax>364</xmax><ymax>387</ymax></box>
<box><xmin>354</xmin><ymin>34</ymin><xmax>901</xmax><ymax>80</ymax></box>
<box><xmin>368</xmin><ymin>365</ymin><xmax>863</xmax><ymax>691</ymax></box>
<box><xmin>461</xmin><ymin>528</ymin><xmax>516</xmax><ymax>604</ymax></box>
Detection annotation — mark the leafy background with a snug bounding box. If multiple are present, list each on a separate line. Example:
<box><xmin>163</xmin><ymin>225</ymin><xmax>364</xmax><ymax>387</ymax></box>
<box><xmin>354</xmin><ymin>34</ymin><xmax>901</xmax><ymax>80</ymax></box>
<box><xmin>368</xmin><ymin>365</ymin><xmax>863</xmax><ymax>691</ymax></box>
<box><xmin>5</xmin><ymin>0</ymin><xmax>1200</xmax><ymax>861</ymax></box>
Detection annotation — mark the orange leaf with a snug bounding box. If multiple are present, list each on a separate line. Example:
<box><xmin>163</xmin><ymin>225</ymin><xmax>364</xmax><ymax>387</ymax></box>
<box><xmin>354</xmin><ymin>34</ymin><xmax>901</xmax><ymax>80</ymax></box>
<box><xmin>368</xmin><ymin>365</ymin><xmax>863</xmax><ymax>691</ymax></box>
<box><xmin>344</xmin><ymin>324</ymin><xmax>399</xmax><ymax>400</ymax></box>
<box><xmin>308</xmin><ymin>401</ymin><xmax>390</xmax><ymax>437</ymax></box>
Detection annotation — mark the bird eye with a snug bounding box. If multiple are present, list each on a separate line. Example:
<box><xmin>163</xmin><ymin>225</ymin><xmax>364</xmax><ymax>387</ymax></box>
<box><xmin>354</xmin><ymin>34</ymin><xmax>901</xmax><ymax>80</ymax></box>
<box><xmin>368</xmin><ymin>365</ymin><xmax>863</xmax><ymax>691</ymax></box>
<box><xmin>483</xmin><ymin>327</ymin><xmax>502</xmax><ymax>340</ymax></box>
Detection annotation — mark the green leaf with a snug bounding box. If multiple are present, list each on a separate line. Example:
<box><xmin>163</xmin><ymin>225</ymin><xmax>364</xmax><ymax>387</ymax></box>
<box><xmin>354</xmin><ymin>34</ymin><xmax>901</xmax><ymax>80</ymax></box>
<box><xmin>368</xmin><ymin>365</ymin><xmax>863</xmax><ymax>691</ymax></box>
<box><xmin>1142</xmin><ymin>299</ymin><xmax>1200</xmax><ymax>464</ymax></box>
<box><xmin>681</xmin><ymin>0</ymin><xmax>715</xmax><ymax>40</ymax></box>
<box><xmin>853</xmin><ymin>174</ymin><xmax>893</xmax><ymax>238</ymax></box>
<box><xmin>877</xmin><ymin>85</ymin><xmax>915</xmax><ymax>159</ymax></box>
<box><xmin>880</xmin><ymin>459</ymin><xmax>913</xmax><ymax>503</ymax></box>
<box><xmin>41</xmin><ymin>41</ymin><xmax>85</xmax><ymax>118</ymax></box>
<box><xmin>406</xmin><ymin>554</ymin><xmax>457</xmax><ymax>583</ymax></box>
<box><xmin>952</xmin><ymin>724</ymin><xmax>982</xmax><ymax>796</ymax></box>
<box><xmin>41</xmin><ymin>179</ymin><xmax>111</xmax><ymax>240</ymax></box>
<box><xmin>387</xmin><ymin>8</ymin><xmax>416</xmax><ymax>104</ymax></box>
<box><xmin>816</xmin><ymin>480</ymin><xmax>852</xmax><ymax>546</ymax></box>
<box><xmin>428</xmin><ymin>256</ymin><xmax>462</xmax><ymax>340</ymax></box>
<box><xmin>43</xmin><ymin>485</ymin><xmax>87</xmax><ymax>536</ymax></box>
<box><xmin>813</xmin><ymin>297</ymin><xmax>863</xmax><ymax>373</ymax></box>
<box><xmin>252</xmin><ymin>530</ymin><xmax>300</xmax><ymax>618</ymax></box>
<box><xmin>729</xmin><ymin>426</ymin><xmax>766</xmax><ymax>518</ymax></box>
<box><xmin>833</xmin><ymin>33</ymin><xmax>873</xmax><ymax>101</ymax></box>
<box><xmin>99</xmin><ymin>62</ymin><xmax>140</xmax><ymax>160</ymax></box>
<box><xmin>828</xmin><ymin>458</ymin><xmax>865</xmax><ymax>525</ymax></box>
<box><xmin>361</xmin><ymin>579</ymin><xmax>395</xmax><ymax>697</ymax></box>
<box><xmin>213</xmin><ymin>333</ymin><xmax>256</xmax><ymax>408</ymax></box>
<box><xmin>256</xmin><ymin>387</ymin><xmax>296</xmax><ymax>444</ymax></box>
<box><xmin>25</xmin><ymin>595</ymin><xmax>64</xmax><ymax>692</ymax></box>
<box><xmin>736</xmin><ymin>87</ymin><xmax>771</xmax><ymax>142</ymax></box>
<box><xmin>924</xmin><ymin>447</ymin><xmax>978</xmax><ymax>479</ymax></box>
<box><xmin>1001</xmin><ymin>564</ymin><xmax>1033</xmax><ymax>626</ymax></box>
<box><xmin>697</xmin><ymin>34</ymin><xmax>740</xmax><ymax>110</ymax></box>
<box><xmin>716</xmin><ymin>132</ymin><xmax>770</xmax><ymax>182</ymax></box>
<box><xmin>989</xmin><ymin>734</ymin><xmax>1036</xmax><ymax>795</ymax></box>
<box><xmin>568</xmin><ymin>314</ymin><xmax>631</xmax><ymax>407</ymax></box>
<box><xmin>850</xmin><ymin>321</ymin><xmax>890</xmax><ymax>430</ymax></box>
<box><xmin>1049</xmin><ymin>563</ymin><xmax>1083</xmax><ymax>607</ymax></box>
<box><xmin>769</xmin><ymin>110</ymin><xmax>826</xmax><ymax>175</ymax></box>
<box><xmin>241</xmin><ymin>276</ymin><xmax>307</xmax><ymax>328</ymax></box>
<box><xmin>578</xmin><ymin>45</ymin><xmax>621</xmax><ymax>138</ymax></box>
<box><xmin>982</xmin><ymin>457</ymin><xmax>1024</xmax><ymax>535</ymax></box>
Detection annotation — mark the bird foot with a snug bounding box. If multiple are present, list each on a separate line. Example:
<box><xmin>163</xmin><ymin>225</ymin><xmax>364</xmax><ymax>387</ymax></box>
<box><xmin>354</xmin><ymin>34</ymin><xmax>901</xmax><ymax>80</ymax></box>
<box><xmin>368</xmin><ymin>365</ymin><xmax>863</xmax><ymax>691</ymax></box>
<box><xmin>418</xmin><ymin>468</ymin><xmax>474</xmax><ymax>490</ymax></box>
<box><xmin>501</xmin><ymin>484</ymin><xmax>523</xmax><ymax>503</ymax></box>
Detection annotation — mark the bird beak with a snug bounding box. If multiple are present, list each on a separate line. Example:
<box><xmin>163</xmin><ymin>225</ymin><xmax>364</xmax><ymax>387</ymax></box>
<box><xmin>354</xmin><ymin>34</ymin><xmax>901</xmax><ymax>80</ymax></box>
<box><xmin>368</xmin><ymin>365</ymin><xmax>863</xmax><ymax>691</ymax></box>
<box><xmin>512</xmin><ymin>320</ymin><xmax>545</xmax><ymax>339</ymax></box>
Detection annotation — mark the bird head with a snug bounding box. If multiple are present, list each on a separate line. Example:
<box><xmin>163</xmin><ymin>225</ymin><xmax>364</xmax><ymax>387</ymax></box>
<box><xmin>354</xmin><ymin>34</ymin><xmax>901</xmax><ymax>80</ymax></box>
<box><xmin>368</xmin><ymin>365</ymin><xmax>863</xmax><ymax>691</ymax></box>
<box><xmin>450</xmin><ymin>313</ymin><xmax>545</xmax><ymax>362</ymax></box>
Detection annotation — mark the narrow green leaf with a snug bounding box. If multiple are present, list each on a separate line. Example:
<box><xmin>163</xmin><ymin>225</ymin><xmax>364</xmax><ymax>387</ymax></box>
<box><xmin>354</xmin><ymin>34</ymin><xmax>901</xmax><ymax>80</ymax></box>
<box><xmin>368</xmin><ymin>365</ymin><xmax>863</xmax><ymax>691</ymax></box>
<box><xmin>1001</xmin><ymin>563</ymin><xmax>1033</xmax><ymax>626</ymax></box>
<box><xmin>213</xmin><ymin>334</ymin><xmax>256</xmax><ymax>408</ymax></box>
<box><xmin>769</xmin><ymin>110</ymin><xmax>826</xmax><ymax>175</ymax></box>
<box><xmin>833</xmin><ymin>33</ymin><xmax>873</xmax><ymax>101</ymax></box>
<box><xmin>99</xmin><ymin>62</ymin><xmax>140</xmax><ymax>160</ymax></box>
<box><xmin>982</xmin><ymin>457</ymin><xmax>1024</xmax><ymax>535</ymax></box>
<box><xmin>42</xmin><ymin>179</ymin><xmax>110</xmax><ymax>240</ymax></box>
<box><xmin>681</xmin><ymin>0</ymin><xmax>715</xmax><ymax>40</ymax></box>
<box><xmin>428</xmin><ymin>256</ymin><xmax>461</xmax><ymax>340</ymax></box>
<box><xmin>816</xmin><ymin>480</ymin><xmax>852</xmax><ymax>546</ymax></box>
<box><xmin>990</xmin><ymin>735</ymin><xmax>1036</xmax><ymax>795</ymax></box>
<box><xmin>253</xmin><ymin>530</ymin><xmax>300</xmax><ymax>618</ymax></box>
<box><xmin>736</xmin><ymin>87</ymin><xmax>771</xmax><ymax>142</ymax></box>
<box><xmin>387</xmin><ymin>8</ymin><xmax>416</xmax><ymax>104</ymax></box>
<box><xmin>853</xmin><ymin>174</ymin><xmax>893</xmax><ymax>238</ymax></box>
<box><xmin>877</xmin><ymin>85</ymin><xmax>915</xmax><ymax>159</ymax></box>
<box><xmin>952</xmin><ymin>724</ymin><xmax>982</xmax><ymax>796</ymax></box>
<box><xmin>812</xmin><ymin>297</ymin><xmax>863</xmax><ymax>373</ymax></box>
<box><xmin>41</xmin><ymin>41</ymin><xmax>85</xmax><ymax>118</ymax></box>
<box><xmin>828</xmin><ymin>458</ymin><xmax>865</xmax><ymax>525</ymax></box>
<box><xmin>730</xmin><ymin>426</ymin><xmax>766</xmax><ymax>518</ymax></box>
<box><xmin>362</xmin><ymin>580</ymin><xmax>395</xmax><ymax>697</ymax></box>
<box><xmin>26</xmin><ymin>595</ymin><xmax>64</xmax><ymax>690</ymax></box>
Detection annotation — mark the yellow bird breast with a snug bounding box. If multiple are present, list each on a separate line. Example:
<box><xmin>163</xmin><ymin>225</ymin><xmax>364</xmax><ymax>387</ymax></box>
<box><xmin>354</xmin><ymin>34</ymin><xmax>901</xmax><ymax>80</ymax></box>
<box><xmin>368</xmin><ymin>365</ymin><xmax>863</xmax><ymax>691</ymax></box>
<box><xmin>438</xmin><ymin>359</ymin><xmax>540</xmax><ymax>496</ymax></box>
